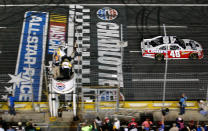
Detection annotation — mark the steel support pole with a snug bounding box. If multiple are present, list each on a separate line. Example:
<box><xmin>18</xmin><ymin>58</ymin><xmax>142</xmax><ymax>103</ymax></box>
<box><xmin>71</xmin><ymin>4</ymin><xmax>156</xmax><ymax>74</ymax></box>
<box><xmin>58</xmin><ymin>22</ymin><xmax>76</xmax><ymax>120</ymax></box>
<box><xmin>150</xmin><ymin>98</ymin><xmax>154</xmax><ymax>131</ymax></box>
<box><xmin>73</xmin><ymin>86</ymin><xmax>77</xmax><ymax>118</ymax></box>
<box><xmin>162</xmin><ymin>24</ymin><xmax>168</xmax><ymax>107</ymax></box>
<box><xmin>116</xmin><ymin>24</ymin><xmax>124</xmax><ymax>112</ymax></box>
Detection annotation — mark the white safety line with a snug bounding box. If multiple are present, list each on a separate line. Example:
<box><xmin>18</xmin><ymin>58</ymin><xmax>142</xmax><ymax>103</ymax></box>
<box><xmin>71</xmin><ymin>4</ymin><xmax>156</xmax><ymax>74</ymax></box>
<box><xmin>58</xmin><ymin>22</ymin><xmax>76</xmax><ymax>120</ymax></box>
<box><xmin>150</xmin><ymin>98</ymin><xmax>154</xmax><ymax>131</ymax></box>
<box><xmin>127</xmin><ymin>26</ymin><xmax>188</xmax><ymax>28</ymax></box>
<box><xmin>15</xmin><ymin>12</ymin><xmax>27</xmax><ymax>77</ymax></box>
<box><xmin>132</xmin><ymin>79</ymin><xmax>199</xmax><ymax>82</ymax></box>
<box><xmin>129</xmin><ymin>51</ymin><xmax>141</xmax><ymax>53</ymax></box>
<box><xmin>0</xmin><ymin>27</ymin><xmax>7</xmax><ymax>29</ymax></box>
<box><xmin>1</xmin><ymin>4</ymin><xmax>208</xmax><ymax>7</ymax></box>
<box><xmin>0</xmin><ymin>80</ymin><xmax>7</xmax><ymax>82</ymax></box>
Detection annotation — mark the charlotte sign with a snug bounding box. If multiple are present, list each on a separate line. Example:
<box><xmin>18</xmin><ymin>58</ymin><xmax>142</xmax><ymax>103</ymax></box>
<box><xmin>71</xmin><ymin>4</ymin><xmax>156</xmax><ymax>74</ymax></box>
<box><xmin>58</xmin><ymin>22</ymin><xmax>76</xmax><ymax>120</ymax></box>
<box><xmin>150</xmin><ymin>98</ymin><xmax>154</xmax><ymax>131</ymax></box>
<box><xmin>83</xmin><ymin>6</ymin><xmax>126</xmax><ymax>88</ymax></box>
<box><xmin>9</xmin><ymin>11</ymin><xmax>48</xmax><ymax>101</ymax></box>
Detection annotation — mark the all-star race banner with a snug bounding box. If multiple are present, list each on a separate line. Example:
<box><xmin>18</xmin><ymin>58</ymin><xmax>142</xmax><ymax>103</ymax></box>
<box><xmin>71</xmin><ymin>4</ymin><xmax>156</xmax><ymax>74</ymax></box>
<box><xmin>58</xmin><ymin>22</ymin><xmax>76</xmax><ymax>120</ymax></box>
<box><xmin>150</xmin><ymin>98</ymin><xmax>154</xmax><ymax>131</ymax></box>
<box><xmin>48</xmin><ymin>14</ymin><xmax>67</xmax><ymax>54</ymax></box>
<box><xmin>14</xmin><ymin>11</ymin><xmax>48</xmax><ymax>101</ymax></box>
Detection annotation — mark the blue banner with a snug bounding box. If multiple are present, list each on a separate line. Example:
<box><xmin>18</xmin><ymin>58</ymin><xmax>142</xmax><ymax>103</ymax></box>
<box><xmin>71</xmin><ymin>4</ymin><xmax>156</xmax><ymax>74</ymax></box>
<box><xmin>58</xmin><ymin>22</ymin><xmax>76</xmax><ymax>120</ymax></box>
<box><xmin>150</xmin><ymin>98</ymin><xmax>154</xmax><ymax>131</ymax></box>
<box><xmin>14</xmin><ymin>11</ymin><xmax>48</xmax><ymax>101</ymax></box>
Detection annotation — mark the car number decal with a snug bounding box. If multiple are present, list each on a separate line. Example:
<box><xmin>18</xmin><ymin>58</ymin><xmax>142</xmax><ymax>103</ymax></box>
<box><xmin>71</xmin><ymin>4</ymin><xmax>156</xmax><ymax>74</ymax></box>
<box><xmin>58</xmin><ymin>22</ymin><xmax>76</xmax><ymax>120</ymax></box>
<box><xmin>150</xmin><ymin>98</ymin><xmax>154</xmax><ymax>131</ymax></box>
<box><xmin>170</xmin><ymin>50</ymin><xmax>180</xmax><ymax>57</ymax></box>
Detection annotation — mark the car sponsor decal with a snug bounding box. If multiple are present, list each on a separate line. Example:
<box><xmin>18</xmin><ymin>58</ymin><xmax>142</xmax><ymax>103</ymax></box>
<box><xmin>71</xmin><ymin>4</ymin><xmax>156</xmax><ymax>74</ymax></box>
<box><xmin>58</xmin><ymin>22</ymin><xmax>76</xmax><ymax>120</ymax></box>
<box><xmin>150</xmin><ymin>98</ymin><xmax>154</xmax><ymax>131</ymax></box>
<box><xmin>9</xmin><ymin>11</ymin><xmax>48</xmax><ymax>101</ymax></box>
<box><xmin>143</xmin><ymin>54</ymin><xmax>155</xmax><ymax>58</ymax></box>
<box><xmin>147</xmin><ymin>49</ymin><xmax>168</xmax><ymax>54</ymax></box>
<box><xmin>181</xmin><ymin>51</ymin><xmax>190</xmax><ymax>55</ymax></box>
<box><xmin>48</xmin><ymin>14</ymin><xmax>67</xmax><ymax>54</ymax></box>
<box><xmin>97</xmin><ymin>7</ymin><xmax>118</xmax><ymax>21</ymax></box>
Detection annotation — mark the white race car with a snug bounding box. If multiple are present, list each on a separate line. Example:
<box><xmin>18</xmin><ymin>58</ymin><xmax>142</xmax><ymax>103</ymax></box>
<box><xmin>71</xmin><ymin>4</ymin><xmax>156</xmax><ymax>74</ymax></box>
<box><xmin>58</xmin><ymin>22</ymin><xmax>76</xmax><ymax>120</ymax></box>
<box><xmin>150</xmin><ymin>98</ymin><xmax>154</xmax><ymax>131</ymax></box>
<box><xmin>141</xmin><ymin>36</ymin><xmax>203</xmax><ymax>61</ymax></box>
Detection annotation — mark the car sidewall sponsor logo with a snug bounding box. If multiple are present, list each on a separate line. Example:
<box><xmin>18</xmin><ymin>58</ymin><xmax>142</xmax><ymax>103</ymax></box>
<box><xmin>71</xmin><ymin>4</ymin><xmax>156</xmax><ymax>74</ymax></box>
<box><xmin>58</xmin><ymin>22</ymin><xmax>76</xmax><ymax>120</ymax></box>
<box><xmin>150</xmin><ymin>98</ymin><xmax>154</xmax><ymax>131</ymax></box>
<box><xmin>56</xmin><ymin>82</ymin><xmax>65</xmax><ymax>90</ymax></box>
<box><xmin>147</xmin><ymin>49</ymin><xmax>167</xmax><ymax>54</ymax></box>
<box><xmin>97</xmin><ymin>7</ymin><xmax>118</xmax><ymax>21</ymax></box>
<box><xmin>181</xmin><ymin>51</ymin><xmax>190</xmax><ymax>55</ymax></box>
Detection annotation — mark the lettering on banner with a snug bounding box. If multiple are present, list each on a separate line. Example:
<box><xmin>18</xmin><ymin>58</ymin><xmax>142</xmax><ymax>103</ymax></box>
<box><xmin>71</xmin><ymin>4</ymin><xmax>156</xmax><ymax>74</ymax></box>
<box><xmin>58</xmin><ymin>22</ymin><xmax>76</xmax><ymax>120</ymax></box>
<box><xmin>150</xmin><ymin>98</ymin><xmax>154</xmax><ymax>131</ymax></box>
<box><xmin>97</xmin><ymin>22</ymin><xmax>123</xmax><ymax>87</ymax></box>
<box><xmin>8</xmin><ymin>12</ymin><xmax>48</xmax><ymax>101</ymax></box>
<box><xmin>48</xmin><ymin>14</ymin><xmax>67</xmax><ymax>54</ymax></box>
<box><xmin>49</xmin><ymin>25</ymin><xmax>65</xmax><ymax>52</ymax></box>
<box><xmin>21</xmin><ymin>15</ymin><xmax>42</xmax><ymax>101</ymax></box>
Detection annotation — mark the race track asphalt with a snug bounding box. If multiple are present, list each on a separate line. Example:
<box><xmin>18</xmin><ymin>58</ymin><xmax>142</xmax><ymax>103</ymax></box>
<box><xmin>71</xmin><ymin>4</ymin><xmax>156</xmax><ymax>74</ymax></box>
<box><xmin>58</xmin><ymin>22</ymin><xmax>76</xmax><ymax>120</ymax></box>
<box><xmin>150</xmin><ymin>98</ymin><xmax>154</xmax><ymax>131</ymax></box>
<box><xmin>0</xmin><ymin>1</ymin><xmax>208</xmax><ymax>101</ymax></box>
<box><xmin>123</xmin><ymin>6</ymin><xmax>208</xmax><ymax>100</ymax></box>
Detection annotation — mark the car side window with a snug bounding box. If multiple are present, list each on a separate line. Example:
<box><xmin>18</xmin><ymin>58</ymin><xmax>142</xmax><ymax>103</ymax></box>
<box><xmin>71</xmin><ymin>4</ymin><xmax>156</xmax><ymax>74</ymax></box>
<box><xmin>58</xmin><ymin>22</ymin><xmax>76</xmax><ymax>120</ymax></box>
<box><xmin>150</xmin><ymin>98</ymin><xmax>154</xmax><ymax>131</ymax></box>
<box><xmin>170</xmin><ymin>45</ymin><xmax>180</xmax><ymax>50</ymax></box>
<box><xmin>159</xmin><ymin>46</ymin><xmax>167</xmax><ymax>50</ymax></box>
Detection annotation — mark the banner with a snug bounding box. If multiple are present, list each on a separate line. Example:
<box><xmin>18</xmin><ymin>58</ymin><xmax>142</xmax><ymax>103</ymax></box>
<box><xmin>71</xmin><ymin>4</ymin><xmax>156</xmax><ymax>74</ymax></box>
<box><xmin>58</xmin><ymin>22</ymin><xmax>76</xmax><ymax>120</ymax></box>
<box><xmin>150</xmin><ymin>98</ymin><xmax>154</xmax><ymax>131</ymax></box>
<box><xmin>52</xmin><ymin>76</ymin><xmax>75</xmax><ymax>94</ymax></box>
<box><xmin>48</xmin><ymin>14</ymin><xmax>67</xmax><ymax>54</ymax></box>
<box><xmin>12</xmin><ymin>11</ymin><xmax>48</xmax><ymax>101</ymax></box>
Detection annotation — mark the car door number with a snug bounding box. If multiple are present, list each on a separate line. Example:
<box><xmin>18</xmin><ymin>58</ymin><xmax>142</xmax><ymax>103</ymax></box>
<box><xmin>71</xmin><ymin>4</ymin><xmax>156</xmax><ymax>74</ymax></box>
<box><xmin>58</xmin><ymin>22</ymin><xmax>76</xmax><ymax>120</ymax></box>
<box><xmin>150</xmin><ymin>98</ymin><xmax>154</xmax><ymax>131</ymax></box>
<box><xmin>170</xmin><ymin>51</ymin><xmax>180</xmax><ymax>57</ymax></box>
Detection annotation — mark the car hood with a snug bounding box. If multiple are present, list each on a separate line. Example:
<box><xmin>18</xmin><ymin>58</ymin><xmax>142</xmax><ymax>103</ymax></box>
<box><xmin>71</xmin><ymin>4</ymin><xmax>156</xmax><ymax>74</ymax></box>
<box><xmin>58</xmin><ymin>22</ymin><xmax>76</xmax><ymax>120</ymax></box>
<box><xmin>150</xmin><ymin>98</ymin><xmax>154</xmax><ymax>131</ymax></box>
<box><xmin>182</xmin><ymin>39</ymin><xmax>203</xmax><ymax>51</ymax></box>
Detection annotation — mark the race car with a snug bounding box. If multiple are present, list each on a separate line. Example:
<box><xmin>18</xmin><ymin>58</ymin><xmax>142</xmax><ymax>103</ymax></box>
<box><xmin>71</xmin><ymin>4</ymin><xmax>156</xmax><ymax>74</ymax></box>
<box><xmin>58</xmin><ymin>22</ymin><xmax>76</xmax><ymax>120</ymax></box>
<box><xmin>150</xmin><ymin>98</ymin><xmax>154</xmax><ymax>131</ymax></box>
<box><xmin>141</xmin><ymin>36</ymin><xmax>203</xmax><ymax>61</ymax></box>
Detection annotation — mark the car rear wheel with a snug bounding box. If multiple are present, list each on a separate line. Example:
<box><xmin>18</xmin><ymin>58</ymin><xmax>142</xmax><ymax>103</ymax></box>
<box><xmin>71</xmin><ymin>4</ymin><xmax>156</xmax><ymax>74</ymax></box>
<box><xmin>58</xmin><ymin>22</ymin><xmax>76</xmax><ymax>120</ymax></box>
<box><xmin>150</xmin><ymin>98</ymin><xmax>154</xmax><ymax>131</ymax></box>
<box><xmin>155</xmin><ymin>54</ymin><xmax>164</xmax><ymax>61</ymax></box>
<box><xmin>189</xmin><ymin>53</ymin><xmax>198</xmax><ymax>60</ymax></box>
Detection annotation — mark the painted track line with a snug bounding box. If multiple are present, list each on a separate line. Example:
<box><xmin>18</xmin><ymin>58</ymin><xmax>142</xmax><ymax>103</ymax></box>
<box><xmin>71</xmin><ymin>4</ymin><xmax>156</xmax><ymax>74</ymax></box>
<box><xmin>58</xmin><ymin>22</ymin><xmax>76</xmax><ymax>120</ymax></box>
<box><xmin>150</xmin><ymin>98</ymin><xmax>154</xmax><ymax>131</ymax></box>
<box><xmin>1</xmin><ymin>4</ymin><xmax>208</xmax><ymax>7</ymax></box>
<box><xmin>127</xmin><ymin>26</ymin><xmax>188</xmax><ymax>28</ymax></box>
<box><xmin>129</xmin><ymin>51</ymin><xmax>141</xmax><ymax>53</ymax></box>
<box><xmin>132</xmin><ymin>79</ymin><xmax>200</xmax><ymax>82</ymax></box>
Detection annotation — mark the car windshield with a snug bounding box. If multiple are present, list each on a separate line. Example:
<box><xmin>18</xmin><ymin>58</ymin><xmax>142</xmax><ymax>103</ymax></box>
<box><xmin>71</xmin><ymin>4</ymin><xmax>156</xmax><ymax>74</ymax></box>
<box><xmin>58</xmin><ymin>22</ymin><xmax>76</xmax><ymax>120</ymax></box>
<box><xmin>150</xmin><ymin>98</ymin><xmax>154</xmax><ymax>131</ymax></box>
<box><xmin>170</xmin><ymin>45</ymin><xmax>180</xmax><ymax>50</ymax></box>
<box><xmin>189</xmin><ymin>40</ymin><xmax>197</xmax><ymax>50</ymax></box>
<box><xmin>175</xmin><ymin>38</ymin><xmax>186</xmax><ymax>49</ymax></box>
<box><xmin>150</xmin><ymin>37</ymin><xmax>163</xmax><ymax>47</ymax></box>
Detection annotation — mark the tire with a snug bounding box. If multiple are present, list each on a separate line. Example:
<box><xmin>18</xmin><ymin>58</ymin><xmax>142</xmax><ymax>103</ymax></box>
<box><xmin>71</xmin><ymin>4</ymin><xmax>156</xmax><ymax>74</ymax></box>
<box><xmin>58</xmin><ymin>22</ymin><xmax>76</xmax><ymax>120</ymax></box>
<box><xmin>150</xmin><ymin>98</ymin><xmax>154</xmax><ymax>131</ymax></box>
<box><xmin>155</xmin><ymin>54</ymin><xmax>164</xmax><ymax>61</ymax></box>
<box><xmin>189</xmin><ymin>53</ymin><xmax>198</xmax><ymax>60</ymax></box>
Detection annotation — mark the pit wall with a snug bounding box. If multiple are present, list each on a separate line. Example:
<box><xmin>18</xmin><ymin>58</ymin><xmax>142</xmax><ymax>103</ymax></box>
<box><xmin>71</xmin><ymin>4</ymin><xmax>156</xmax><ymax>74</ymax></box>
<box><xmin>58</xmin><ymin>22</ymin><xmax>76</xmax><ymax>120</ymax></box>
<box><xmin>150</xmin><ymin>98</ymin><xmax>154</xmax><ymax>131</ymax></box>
<box><xmin>0</xmin><ymin>101</ymin><xmax>199</xmax><ymax>111</ymax></box>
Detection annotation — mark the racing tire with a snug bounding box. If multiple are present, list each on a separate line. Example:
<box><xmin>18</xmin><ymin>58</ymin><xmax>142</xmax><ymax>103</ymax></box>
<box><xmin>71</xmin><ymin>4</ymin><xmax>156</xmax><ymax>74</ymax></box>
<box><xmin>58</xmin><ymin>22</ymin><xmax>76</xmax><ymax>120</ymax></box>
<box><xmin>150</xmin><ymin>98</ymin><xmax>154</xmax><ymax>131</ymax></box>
<box><xmin>189</xmin><ymin>53</ymin><xmax>198</xmax><ymax>60</ymax></box>
<box><xmin>155</xmin><ymin>54</ymin><xmax>164</xmax><ymax>61</ymax></box>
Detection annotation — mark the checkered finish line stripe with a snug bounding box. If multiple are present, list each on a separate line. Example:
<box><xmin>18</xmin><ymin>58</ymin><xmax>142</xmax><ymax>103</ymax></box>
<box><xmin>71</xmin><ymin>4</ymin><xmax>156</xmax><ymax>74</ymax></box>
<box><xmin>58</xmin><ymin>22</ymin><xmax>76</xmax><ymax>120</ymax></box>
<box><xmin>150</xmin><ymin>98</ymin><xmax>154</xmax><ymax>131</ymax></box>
<box><xmin>70</xmin><ymin>5</ymin><xmax>91</xmax><ymax>86</ymax></box>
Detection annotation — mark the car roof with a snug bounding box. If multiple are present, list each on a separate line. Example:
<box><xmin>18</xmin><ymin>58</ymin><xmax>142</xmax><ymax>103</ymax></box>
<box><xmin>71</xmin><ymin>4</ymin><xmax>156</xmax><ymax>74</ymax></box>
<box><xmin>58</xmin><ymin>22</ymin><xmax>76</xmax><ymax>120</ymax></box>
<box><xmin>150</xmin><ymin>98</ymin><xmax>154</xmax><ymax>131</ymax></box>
<box><xmin>152</xmin><ymin>43</ymin><xmax>181</xmax><ymax>48</ymax></box>
<box><xmin>144</xmin><ymin>36</ymin><xmax>177</xmax><ymax>41</ymax></box>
